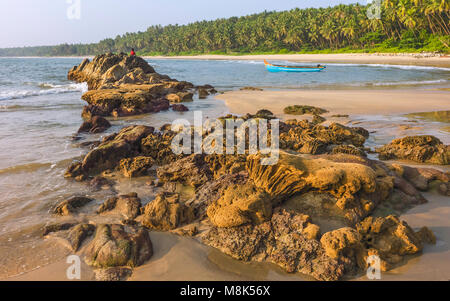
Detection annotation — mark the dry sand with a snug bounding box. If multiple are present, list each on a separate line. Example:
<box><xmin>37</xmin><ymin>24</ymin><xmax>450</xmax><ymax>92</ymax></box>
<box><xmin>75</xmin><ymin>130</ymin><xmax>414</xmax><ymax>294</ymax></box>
<box><xmin>216</xmin><ymin>89</ymin><xmax>450</xmax><ymax>118</ymax></box>
<box><xmin>147</xmin><ymin>53</ymin><xmax>450</xmax><ymax>68</ymax></box>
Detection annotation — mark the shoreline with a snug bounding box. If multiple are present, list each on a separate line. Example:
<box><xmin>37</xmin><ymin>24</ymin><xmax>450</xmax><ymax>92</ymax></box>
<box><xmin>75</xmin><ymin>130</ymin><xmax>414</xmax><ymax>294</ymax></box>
<box><xmin>145</xmin><ymin>53</ymin><xmax>450</xmax><ymax>68</ymax></box>
<box><xmin>216</xmin><ymin>89</ymin><xmax>450</xmax><ymax>117</ymax></box>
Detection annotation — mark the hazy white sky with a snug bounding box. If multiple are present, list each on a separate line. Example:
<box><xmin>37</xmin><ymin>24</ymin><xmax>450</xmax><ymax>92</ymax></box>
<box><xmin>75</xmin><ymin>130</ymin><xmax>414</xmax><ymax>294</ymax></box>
<box><xmin>0</xmin><ymin>0</ymin><xmax>363</xmax><ymax>48</ymax></box>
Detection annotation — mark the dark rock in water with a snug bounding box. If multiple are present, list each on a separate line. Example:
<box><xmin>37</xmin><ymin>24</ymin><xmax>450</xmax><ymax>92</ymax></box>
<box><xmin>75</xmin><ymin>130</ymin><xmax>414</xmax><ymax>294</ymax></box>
<box><xmin>400</xmin><ymin>165</ymin><xmax>449</xmax><ymax>191</ymax></box>
<box><xmin>166</xmin><ymin>92</ymin><xmax>194</xmax><ymax>103</ymax></box>
<box><xmin>142</xmin><ymin>192</ymin><xmax>195</xmax><ymax>231</ymax></box>
<box><xmin>89</xmin><ymin>176</ymin><xmax>115</xmax><ymax>191</ymax></box>
<box><xmin>42</xmin><ymin>223</ymin><xmax>76</xmax><ymax>236</ymax></box>
<box><xmin>198</xmin><ymin>88</ymin><xmax>209</xmax><ymax>99</ymax></box>
<box><xmin>67</xmin><ymin>223</ymin><xmax>96</xmax><ymax>251</ymax></box>
<box><xmin>376</xmin><ymin>135</ymin><xmax>449</xmax><ymax>165</ymax></box>
<box><xmin>255</xmin><ymin>109</ymin><xmax>274</xmax><ymax>119</ymax></box>
<box><xmin>312</xmin><ymin>114</ymin><xmax>326</xmax><ymax>124</ymax></box>
<box><xmin>78</xmin><ymin>116</ymin><xmax>111</xmax><ymax>134</ymax></box>
<box><xmin>94</xmin><ymin>267</ymin><xmax>132</xmax><ymax>281</ymax></box>
<box><xmin>157</xmin><ymin>154</ymin><xmax>213</xmax><ymax>188</ymax></box>
<box><xmin>240</xmin><ymin>86</ymin><xmax>263</xmax><ymax>91</ymax></box>
<box><xmin>52</xmin><ymin>196</ymin><xmax>94</xmax><ymax>216</ymax></box>
<box><xmin>171</xmin><ymin>104</ymin><xmax>189</xmax><ymax>112</ymax></box>
<box><xmin>65</xmin><ymin>125</ymin><xmax>154</xmax><ymax>178</ymax></box>
<box><xmin>283</xmin><ymin>105</ymin><xmax>328</xmax><ymax>115</ymax></box>
<box><xmin>97</xmin><ymin>193</ymin><xmax>142</xmax><ymax>220</ymax></box>
<box><xmin>84</xmin><ymin>224</ymin><xmax>153</xmax><ymax>268</ymax></box>
<box><xmin>331</xmin><ymin>114</ymin><xmax>350</xmax><ymax>118</ymax></box>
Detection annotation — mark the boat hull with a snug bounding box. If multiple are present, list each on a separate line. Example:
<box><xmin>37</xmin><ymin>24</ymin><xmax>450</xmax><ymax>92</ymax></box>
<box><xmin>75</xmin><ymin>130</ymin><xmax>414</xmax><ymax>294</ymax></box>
<box><xmin>266</xmin><ymin>65</ymin><xmax>325</xmax><ymax>72</ymax></box>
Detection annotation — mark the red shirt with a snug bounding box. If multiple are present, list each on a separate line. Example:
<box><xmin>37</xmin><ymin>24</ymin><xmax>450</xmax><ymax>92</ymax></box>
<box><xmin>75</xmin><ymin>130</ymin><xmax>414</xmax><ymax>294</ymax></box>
<box><xmin>130</xmin><ymin>50</ymin><xmax>136</xmax><ymax>56</ymax></box>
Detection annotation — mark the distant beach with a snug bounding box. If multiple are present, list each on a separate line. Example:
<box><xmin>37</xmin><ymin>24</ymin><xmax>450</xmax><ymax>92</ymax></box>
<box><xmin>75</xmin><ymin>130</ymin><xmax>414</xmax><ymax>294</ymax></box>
<box><xmin>146</xmin><ymin>53</ymin><xmax>450</xmax><ymax>69</ymax></box>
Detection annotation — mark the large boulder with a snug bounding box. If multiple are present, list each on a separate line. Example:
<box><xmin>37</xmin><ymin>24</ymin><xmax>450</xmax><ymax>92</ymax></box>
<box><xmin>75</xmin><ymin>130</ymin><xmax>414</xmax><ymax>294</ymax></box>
<box><xmin>52</xmin><ymin>196</ymin><xmax>93</xmax><ymax>216</ymax></box>
<box><xmin>65</xmin><ymin>125</ymin><xmax>154</xmax><ymax>178</ymax></box>
<box><xmin>280</xmin><ymin>121</ymin><xmax>368</xmax><ymax>155</ymax></box>
<box><xmin>84</xmin><ymin>224</ymin><xmax>153</xmax><ymax>268</ymax></box>
<box><xmin>376</xmin><ymin>135</ymin><xmax>449</xmax><ymax>165</ymax></box>
<box><xmin>68</xmin><ymin>53</ymin><xmax>198</xmax><ymax>118</ymax></box>
<box><xmin>77</xmin><ymin>116</ymin><xmax>111</xmax><ymax>134</ymax></box>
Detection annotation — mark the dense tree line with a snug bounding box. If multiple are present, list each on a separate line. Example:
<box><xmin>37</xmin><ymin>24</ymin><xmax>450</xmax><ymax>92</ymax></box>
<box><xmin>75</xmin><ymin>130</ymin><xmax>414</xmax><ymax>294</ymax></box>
<box><xmin>0</xmin><ymin>0</ymin><xmax>448</xmax><ymax>57</ymax></box>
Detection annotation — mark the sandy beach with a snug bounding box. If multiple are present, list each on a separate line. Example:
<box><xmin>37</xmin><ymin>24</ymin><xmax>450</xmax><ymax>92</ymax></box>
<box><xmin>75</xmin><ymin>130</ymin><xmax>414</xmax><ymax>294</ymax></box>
<box><xmin>147</xmin><ymin>53</ymin><xmax>450</xmax><ymax>68</ymax></box>
<box><xmin>216</xmin><ymin>89</ymin><xmax>450</xmax><ymax>117</ymax></box>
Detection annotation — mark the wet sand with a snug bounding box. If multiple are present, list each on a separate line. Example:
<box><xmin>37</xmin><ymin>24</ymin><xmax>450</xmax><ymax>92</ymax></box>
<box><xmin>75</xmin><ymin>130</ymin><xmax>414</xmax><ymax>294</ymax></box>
<box><xmin>147</xmin><ymin>53</ymin><xmax>450</xmax><ymax>68</ymax></box>
<box><xmin>216</xmin><ymin>89</ymin><xmax>450</xmax><ymax>118</ymax></box>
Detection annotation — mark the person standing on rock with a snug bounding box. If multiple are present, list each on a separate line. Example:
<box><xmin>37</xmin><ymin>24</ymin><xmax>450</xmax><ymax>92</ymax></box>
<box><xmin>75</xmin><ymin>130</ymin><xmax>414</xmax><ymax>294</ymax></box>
<box><xmin>130</xmin><ymin>48</ymin><xmax>136</xmax><ymax>56</ymax></box>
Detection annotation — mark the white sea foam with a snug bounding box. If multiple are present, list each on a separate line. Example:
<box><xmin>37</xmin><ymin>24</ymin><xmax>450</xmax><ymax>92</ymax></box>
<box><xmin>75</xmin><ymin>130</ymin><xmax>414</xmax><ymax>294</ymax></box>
<box><xmin>0</xmin><ymin>82</ymin><xmax>88</xmax><ymax>101</ymax></box>
<box><xmin>326</xmin><ymin>63</ymin><xmax>450</xmax><ymax>71</ymax></box>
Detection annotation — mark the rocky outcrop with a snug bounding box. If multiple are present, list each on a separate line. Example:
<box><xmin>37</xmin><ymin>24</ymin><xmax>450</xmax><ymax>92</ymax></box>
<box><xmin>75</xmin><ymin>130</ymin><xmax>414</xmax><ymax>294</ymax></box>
<box><xmin>280</xmin><ymin>121</ymin><xmax>368</xmax><ymax>155</ymax></box>
<box><xmin>65</xmin><ymin>125</ymin><xmax>154</xmax><ymax>178</ymax></box>
<box><xmin>166</xmin><ymin>92</ymin><xmax>193</xmax><ymax>103</ymax></box>
<box><xmin>240</xmin><ymin>86</ymin><xmax>263</xmax><ymax>91</ymax></box>
<box><xmin>68</xmin><ymin>53</ymin><xmax>202</xmax><ymax>118</ymax></box>
<box><xmin>203</xmin><ymin>209</ymin><xmax>345</xmax><ymax>281</ymax></box>
<box><xmin>97</xmin><ymin>193</ymin><xmax>142</xmax><ymax>220</ymax></box>
<box><xmin>77</xmin><ymin>116</ymin><xmax>111</xmax><ymax>134</ymax></box>
<box><xmin>246</xmin><ymin>152</ymin><xmax>393</xmax><ymax>224</ymax></box>
<box><xmin>283</xmin><ymin>105</ymin><xmax>328</xmax><ymax>115</ymax></box>
<box><xmin>84</xmin><ymin>224</ymin><xmax>153</xmax><ymax>268</ymax></box>
<box><xmin>390</xmin><ymin>164</ymin><xmax>449</xmax><ymax>192</ymax></box>
<box><xmin>52</xmin><ymin>196</ymin><xmax>93</xmax><ymax>216</ymax></box>
<box><xmin>376</xmin><ymin>135</ymin><xmax>449</xmax><ymax>165</ymax></box>
<box><xmin>171</xmin><ymin>104</ymin><xmax>189</xmax><ymax>112</ymax></box>
<box><xmin>142</xmin><ymin>192</ymin><xmax>195</xmax><ymax>231</ymax></box>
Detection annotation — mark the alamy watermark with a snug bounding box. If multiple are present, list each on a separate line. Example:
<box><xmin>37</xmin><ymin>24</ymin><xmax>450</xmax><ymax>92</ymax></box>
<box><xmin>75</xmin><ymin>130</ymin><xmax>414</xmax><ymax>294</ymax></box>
<box><xmin>66</xmin><ymin>0</ymin><xmax>81</xmax><ymax>20</ymax></box>
<box><xmin>366</xmin><ymin>255</ymin><xmax>381</xmax><ymax>280</ymax></box>
<box><xmin>66</xmin><ymin>255</ymin><xmax>81</xmax><ymax>280</ymax></box>
<box><xmin>366</xmin><ymin>0</ymin><xmax>381</xmax><ymax>20</ymax></box>
<box><xmin>170</xmin><ymin>111</ymin><xmax>280</xmax><ymax>166</ymax></box>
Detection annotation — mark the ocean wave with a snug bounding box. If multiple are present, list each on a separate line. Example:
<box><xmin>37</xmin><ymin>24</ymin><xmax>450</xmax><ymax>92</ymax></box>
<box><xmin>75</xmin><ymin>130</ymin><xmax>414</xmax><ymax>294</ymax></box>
<box><xmin>0</xmin><ymin>162</ymin><xmax>53</xmax><ymax>175</ymax></box>
<box><xmin>0</xmin><ymin>82</ymin><xmax>88</xmax><ymax>101</ymax></box>
<box><xmin>368</xmin><ymin>79</ymin><xmax>448</xmax><ymax>86</ymax></box>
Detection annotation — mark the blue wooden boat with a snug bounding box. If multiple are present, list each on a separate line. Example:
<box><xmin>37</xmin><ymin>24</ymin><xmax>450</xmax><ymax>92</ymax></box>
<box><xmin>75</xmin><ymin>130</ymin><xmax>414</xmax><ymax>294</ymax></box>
<box><xmin>264</xmin><ymin>59</ymin><xmax>326</xmax><ymax>72</ymax></box>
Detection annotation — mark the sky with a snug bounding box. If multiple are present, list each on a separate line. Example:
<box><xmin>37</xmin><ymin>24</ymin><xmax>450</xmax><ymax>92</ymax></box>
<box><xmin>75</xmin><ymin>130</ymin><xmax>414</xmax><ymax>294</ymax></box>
<box><xmin>0</xmin><ymin>0</ymin><xmax>364</xmax><ymax>48</ymax></box>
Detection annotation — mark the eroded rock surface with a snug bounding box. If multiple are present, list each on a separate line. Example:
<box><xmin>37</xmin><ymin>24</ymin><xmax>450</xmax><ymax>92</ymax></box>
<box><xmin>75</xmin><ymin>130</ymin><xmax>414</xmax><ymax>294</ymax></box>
<box><xmin>84</xmin><ymin>224</ymin><xmax>153</xmax><ymax>268</ymax></box>
<box><xmin>142</xmin><ymin>192</ymin><xmax>195</xmax><ymax>231</ymax></box>
<box><xmin>68</xmin><ymin>53</ymin><xmax>204</xmax><ymax>118</ymax></box>
<box><xmin>97</xmin><ymin>193</ymin><xmax>142</xmax><ymax>220</ymax></box>
<box><xmin>376</xmin><ymin>135</ymin><xmax>449</xmax><ymax>165</ymax></box>
<box><xmin>52</xmin><ymin>196</ymin><xmax>93</xmax><ymax>216</ymax></box>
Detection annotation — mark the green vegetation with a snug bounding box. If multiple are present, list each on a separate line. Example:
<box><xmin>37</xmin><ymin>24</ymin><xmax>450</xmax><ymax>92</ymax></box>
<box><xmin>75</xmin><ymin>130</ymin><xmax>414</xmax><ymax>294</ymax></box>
<box><xmin>0</xmin><ymin>0</ymin><xmax>448</xmax><ymax>57</ymax></box>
